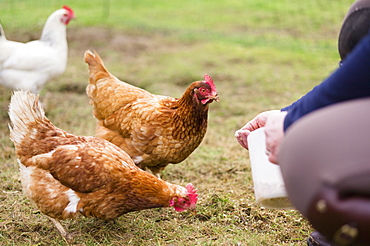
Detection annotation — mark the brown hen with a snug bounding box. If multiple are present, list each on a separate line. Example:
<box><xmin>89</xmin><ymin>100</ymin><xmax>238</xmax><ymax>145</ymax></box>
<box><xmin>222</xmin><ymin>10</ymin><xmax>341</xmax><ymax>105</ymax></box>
<box><xmin>84</xmin><ymin>50</ymin><xmax>219</xmax><ymax>177</ymax></box>
<box><xmin>8</xmin><ymin>90</ymin><xmax>198</xmax><ymax>242</ymax></box>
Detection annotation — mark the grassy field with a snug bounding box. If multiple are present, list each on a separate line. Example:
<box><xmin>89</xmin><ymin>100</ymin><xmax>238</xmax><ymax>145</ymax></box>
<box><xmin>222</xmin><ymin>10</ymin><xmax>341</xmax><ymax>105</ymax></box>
<box><xmin>0</xmin><ymin>0</ymin><xmax>354</xmax><ymax>245</ymax></box>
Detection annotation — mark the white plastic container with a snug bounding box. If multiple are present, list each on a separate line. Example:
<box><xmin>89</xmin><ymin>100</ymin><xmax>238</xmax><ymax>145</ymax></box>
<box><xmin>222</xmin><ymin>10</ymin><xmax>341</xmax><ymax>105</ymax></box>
<box><xmin>247</xmin><ymin>128</ymin><xmax>292</xmax><ymax>209</ymax></box>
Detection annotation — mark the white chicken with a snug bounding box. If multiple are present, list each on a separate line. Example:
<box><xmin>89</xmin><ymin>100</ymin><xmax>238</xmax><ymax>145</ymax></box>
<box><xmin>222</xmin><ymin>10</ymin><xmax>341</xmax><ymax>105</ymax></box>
<box><xmin>0</xmin><ymin>6</ymin><xmax>75</xmax><ymax>94</ymax></box>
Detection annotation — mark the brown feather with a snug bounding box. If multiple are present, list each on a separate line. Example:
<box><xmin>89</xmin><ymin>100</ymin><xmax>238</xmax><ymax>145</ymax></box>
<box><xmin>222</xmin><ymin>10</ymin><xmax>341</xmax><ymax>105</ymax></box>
<box><xmin>84</xmin><ymin>50</ymin><xmax>219</xmax><ymax>176</ymax></box>
<box><xmin>8</xmin><ymin>90</ymin><xmax>197</xmax><ymax>226</ymax></box>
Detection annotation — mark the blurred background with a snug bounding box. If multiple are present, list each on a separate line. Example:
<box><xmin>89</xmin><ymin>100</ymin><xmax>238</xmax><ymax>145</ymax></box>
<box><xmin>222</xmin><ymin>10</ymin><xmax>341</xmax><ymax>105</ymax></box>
<box><xmin>1</xmin><ymin>0</ymin><xmax>353</xmax><ymax>51</ymax></box>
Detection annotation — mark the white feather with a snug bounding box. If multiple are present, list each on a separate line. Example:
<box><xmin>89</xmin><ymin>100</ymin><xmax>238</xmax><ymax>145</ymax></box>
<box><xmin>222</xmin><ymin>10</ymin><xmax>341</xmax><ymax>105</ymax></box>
<box><xmin>8</xmin><ymin>91</ymin><xmax>45</xmax><ymax>145</ymax></box>
<box><xmin>18</xmin><ymin>160</ymin><xmax>34</xmax><ymax>198</ymax></box>
<box><xmin>132</xmin><ymin>156</ymin><xmax>144</xmax><ymax>164</ymax></box>
<box><xmin>0</xmin><ymin>8</ymin><xmax>74</xmax><ymax>93</ymax></box>
<box><xmin>64</xmin><ymin>189</ymin><xmax>80</xmax><ymax>214</ymax></box>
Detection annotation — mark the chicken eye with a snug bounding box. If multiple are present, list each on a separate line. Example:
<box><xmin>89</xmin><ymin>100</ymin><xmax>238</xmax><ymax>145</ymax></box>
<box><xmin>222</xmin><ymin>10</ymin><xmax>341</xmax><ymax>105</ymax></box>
<box><xmin>182</xmin><ymin>200</ymin><xmax>187</xmax><ymax>204</ymax></box>
<box><xmin>200</xmin><ymin>88</ymin><xmax>206</xmax><ymax>93</ymax></box>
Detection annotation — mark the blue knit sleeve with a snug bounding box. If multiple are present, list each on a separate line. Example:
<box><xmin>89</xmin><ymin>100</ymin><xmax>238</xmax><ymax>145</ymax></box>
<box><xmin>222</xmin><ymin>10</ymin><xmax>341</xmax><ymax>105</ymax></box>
<box><xmin>282</xmin><ymin>32</ymin><xmax>370</xmax><ymax>131</ymax></box>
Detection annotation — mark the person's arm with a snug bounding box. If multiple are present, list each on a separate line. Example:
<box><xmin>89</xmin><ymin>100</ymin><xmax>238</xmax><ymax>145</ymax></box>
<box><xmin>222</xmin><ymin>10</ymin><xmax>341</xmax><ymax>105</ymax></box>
<box><xmin>282</xmin><ymin>32</ymin><xmax>370</xmax><ymax>130</ymax></box>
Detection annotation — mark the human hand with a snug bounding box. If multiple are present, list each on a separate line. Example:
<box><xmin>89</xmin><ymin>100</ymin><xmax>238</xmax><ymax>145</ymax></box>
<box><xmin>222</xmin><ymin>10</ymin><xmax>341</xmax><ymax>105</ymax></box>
<box><xmin>235</xmin><ymin>110</ymin><xmax>280</xmax><ymax>149</ymax></box>
<box><xmin>264</xmin><ymin>111</ymin><xmax>287</xmax><ymax>164</ymax></box>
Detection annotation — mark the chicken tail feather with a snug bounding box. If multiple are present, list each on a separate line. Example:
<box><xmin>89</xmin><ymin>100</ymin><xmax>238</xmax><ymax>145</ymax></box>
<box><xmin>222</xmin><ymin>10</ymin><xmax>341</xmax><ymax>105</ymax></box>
<box><xmin>84</xmin><ymin>50</ymin><xmax>112</xmax><ymax>85</ymax></box>
<box><xmin>0</xmin><ymin>23</ymin><xmax>6</xmax><ymax>41</ymax></box>
<box><xmin>8</xmin><ymin>90</ymin><xmax>46</xmax><ymax>147</ymax></box>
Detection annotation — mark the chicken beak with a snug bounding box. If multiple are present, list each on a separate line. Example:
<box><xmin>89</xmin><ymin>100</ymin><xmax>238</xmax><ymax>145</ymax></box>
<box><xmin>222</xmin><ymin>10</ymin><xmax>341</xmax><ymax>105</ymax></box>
<box><xmin>211</xmin><ymin>94</ymin><xmax>220</xmax><ymax>102</ymax></box>
<box><xmin>200</xmin><ymin>92</ymin><xmax>219</xmax><ymax>104</ymax></box>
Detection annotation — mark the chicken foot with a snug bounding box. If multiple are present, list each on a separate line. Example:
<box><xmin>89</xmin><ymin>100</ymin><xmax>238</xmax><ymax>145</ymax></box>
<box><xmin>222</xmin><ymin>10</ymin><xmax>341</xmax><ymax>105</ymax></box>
<box><xmin>48</xmin><ymin>217</ymin><xmax>73</xmax><ymax>243</ymax></box>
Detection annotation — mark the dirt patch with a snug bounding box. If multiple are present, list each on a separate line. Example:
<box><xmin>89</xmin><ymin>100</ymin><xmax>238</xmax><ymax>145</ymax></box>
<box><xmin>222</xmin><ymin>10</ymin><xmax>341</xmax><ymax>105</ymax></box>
<box><xmin>67</xmin><ymin>26</ymin><xmax>169</xmax><ymax>59</ymax></box>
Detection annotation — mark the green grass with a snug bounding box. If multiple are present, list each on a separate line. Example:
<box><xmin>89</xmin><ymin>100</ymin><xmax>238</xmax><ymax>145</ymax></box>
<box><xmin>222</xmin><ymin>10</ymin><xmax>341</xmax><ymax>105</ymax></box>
<box><xmin>0</xmin><ymin>0</ymin><xmax>354</xmax><ymax>245</ymax></box>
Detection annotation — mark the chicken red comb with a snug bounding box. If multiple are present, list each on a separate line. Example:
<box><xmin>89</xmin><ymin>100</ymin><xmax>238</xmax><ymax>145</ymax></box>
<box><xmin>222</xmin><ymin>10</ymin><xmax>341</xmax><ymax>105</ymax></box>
<box><xmin>204</xmin><ymin>74</ymin><xmax>217</xmax><ymax>93</ymax></box>
<box><xmin>186</xmin><ymin>183</ymin><xmax>198</xmax><ymax>205</ymax></box>
<box><xmin>63</xmin><ymin>5</ymin><xmax>74</xmax><ymax>15</ymax></box>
